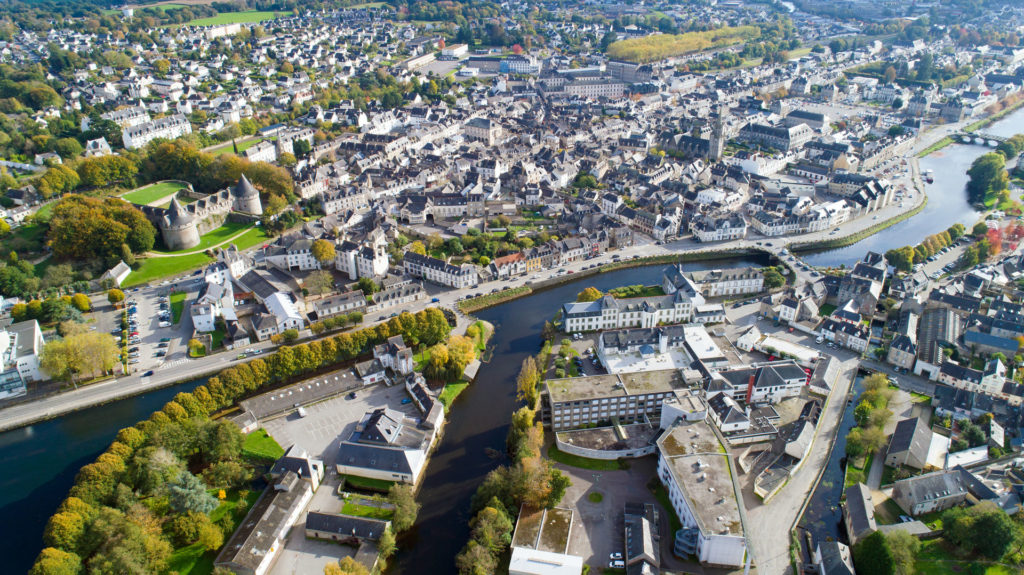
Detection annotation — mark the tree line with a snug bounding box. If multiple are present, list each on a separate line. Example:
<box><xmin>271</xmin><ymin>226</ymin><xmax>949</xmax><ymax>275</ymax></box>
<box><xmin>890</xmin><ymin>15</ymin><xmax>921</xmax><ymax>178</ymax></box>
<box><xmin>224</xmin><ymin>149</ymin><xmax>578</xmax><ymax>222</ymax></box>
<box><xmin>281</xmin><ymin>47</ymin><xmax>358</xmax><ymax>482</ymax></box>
<box><xmin>31</xmin><ymin>308</ymin><xmax>451</xmax><ymax>575</ymax></box>
<box><xmin>885</xmin><ymin>223</ymin><xmax>966</xmax><ymax>273</ymax></box>
<box><xmin>455</xmin><ymin>354</ymin><xmax>569</xmax><ymax>575</ymax></box>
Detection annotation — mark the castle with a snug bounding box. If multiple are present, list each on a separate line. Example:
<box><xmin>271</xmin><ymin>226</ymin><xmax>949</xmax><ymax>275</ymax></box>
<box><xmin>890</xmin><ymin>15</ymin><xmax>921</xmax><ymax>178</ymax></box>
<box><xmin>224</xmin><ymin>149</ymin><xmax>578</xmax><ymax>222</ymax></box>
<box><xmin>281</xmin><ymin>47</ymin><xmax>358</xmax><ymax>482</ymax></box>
<box><xmin>136</xmin><ymin>175</ymin><xmax>264</xmax><ymax>250</ymax></box>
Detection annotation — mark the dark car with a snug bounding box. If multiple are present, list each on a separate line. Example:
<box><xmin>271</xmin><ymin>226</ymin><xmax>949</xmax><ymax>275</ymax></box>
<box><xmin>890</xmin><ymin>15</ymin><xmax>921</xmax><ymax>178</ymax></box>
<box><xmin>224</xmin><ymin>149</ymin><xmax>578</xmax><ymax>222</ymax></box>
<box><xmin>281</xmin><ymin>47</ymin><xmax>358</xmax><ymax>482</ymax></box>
<box><xmin>430</xmin><ymin>297</ymin><xmax>440</xmax><ymax>303</ymax></box>
<box><xmin>160</xmin><ymin>338</ymin><xmax>171</xmax><ymax>342</ymax></box>
<box><xmin>155</xmin><ymin>351</ymin><xmax>166</xmax><ymax>357</ymax></box>
<box><xmin>142</xmin><ymin>370</ymin><xmax>154</xmax><ymax>377</ymax></box>
<box><xmin>347</xmin><ymin>392</ymin><xmax>357</xmax><ymax>400</ymax></box>
<box><xmin>378</xmin><ymin>315</ymin><xmax>387</xmax><ymax>321</ymax></box>
<box><xmin>128</xmin><ymin>347</ymin><xmax>139</xmax><ymax>352</ymax></box>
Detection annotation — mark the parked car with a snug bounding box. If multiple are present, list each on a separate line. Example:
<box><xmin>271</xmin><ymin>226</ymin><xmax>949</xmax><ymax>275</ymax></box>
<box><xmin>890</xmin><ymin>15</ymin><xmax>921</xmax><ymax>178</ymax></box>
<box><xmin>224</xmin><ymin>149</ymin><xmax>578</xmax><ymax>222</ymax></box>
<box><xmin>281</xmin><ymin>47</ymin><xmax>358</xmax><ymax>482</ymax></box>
<box><xmin>347</xmin><ymin>392</ymin><xmax>357</xmax><ymax>400</ymax></box>
<box><xmin>430</xmin><ymin>297</ymin><xmax>440</xmax><ymax>303</ymax></box>
<box><xmin>143</xmin><ymin>370</ymin><xmax>154</xmax><ymax>377</ymax></box>
<box><xmin>401</xmin><ymin>398</ymin><xmax>412</xmax><ymax>405</ymax></box>
<box><xmin>609</xmin><ymin>561</ymin><xmax>625</xmax><ymax>569</ymax></box>
<box><xmin>610</xmin><ymin>553</ymin><xmax>623</xmax><ymax>560</ymax></box>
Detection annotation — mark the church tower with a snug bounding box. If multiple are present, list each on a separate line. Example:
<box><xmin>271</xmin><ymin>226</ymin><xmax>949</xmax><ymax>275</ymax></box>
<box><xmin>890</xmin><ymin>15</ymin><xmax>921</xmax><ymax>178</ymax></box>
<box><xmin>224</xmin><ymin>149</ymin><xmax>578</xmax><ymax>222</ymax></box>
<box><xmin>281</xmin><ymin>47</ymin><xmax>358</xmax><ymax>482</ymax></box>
<box><xmin>709</xmin><ymin>108</ymin><xmax>726</xmax><ymax>162</ymax></box>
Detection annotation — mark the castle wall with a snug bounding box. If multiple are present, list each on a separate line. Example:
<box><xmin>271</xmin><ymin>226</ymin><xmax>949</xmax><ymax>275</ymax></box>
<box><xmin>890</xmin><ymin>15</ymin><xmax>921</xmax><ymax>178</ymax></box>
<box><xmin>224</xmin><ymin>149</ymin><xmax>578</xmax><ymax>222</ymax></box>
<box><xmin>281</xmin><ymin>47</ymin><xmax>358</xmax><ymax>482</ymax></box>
<box><xmin>163</xmin><ymin>223</ymin><xmax>201</xmax><ymax>251</ymax></box>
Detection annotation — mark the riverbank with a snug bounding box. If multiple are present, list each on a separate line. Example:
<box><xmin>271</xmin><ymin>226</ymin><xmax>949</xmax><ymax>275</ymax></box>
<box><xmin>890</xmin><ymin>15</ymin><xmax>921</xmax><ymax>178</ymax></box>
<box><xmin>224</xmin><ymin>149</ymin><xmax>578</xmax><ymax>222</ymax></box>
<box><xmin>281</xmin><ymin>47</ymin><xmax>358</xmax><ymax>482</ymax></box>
<box><xmin>792</xmin><ymin>194</ymin><xmax>928</xmax><ymax>255</ymax></box>
<box><xmin>456</xmin><ymin>248</ymin><xmax>767</xmax><ymax>314</ymax></box>
<box><xmin>0</xmin><ymin>365</ymin><xmax>227</xmax><ymax>433</ymax></box>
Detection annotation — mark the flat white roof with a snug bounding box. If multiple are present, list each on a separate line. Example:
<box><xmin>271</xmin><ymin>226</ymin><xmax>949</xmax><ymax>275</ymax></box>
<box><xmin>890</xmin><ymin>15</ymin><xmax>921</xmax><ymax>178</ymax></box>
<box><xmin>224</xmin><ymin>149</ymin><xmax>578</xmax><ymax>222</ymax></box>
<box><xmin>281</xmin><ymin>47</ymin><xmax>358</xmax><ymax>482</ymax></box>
<box><xmin>508</xmin><ymin>547</ymin><xmax>584</xmax><ymax>575</ymax></box>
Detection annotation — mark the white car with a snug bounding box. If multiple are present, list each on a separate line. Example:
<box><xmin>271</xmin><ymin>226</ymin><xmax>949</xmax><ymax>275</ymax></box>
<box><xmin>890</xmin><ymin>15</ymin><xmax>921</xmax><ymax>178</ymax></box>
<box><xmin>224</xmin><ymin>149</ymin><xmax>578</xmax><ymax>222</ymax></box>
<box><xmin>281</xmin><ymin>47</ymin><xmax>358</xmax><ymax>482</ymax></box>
<box><xmin>609</xmin><ymin>560</ymin><xmax>625</xmax><ymax>568</ymax></box>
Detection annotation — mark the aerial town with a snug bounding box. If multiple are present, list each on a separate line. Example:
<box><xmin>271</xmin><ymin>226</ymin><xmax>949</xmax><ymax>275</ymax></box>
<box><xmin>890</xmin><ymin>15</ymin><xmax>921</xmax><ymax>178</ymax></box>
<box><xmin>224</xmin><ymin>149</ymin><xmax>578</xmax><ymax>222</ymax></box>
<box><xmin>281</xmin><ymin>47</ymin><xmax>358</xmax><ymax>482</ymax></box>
<box><xmin>2</xmin><ymin>0</ymin><xmax>1024</xmax><ymax>574</ymax></box>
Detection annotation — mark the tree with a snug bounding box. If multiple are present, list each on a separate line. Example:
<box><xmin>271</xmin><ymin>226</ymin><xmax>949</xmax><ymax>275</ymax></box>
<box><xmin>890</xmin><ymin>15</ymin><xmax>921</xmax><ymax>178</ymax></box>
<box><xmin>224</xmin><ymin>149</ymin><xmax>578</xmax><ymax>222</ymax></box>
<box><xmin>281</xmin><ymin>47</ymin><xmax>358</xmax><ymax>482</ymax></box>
<box><xmin>853</xmin><ymin>531</ymin><xmax>895</xmax><ymax>575</ymax></box>
<box><xmin>966</xmin><ymin>153</ymin><xmax>1009</xmax><ymax>205</ymax></box>
<box><xmin>763</xmin><ymin>267</ymin><xmax>786</xmax><ymax>289</ymax></box>
<box><xmin>515</xmin><ymin>357</ymin><xmax>540</xmax><ymax>408</ymax></box>
<box><xmin>970</xmin><ymin>501</ymin><xmax>1019</xmax><ymax>559</ymax></box>
<box><xmin>305</xmin><ymin>270</ymin><xmax>334</xmax><ymax>296</ymax></box>
<box><xmin>167</xmin><ymin>471</ymin><xmax>219</xmax><ymax>514</ymax></box>
<box><xmin>576</xmin><ymin>287</ymin><xmax>603</xmax><ymax>302</ymax></box>
<box><xmin>53</xmin><ymin>137</ymin><xmax>83</xmax><ymax>159</ymax></box>
<box><xmin>43</xmin><ymin>510</ymin><xmax>85</xmax><ymax>552</ymax></box>
<box><xmin>326</xmin><ymin>557</ymin><xmax>369</xmax><ymax>575</ymax></box>
<box><xmin>107</xmin><ymin>289</ymin><xmax>124</xmax><ymax>305</ymax></box>
<box><xmin>40</xmin><ymin>332</ymin><xmax>120</xmax><ymax>383</ymax></box>
<box><xmin>29</xmin><ymin>548</ymin><xmax>81</xmax><ymax>575</ymax></box>
<box><xmin>407</xmin><ymin>241</ymin><xmax>426</xmax><ymax>255</ymax></box>
<box><xmin>311</xmin><ymin>239</ymin><xmax>336</xmax><ymax>265</ymax></box>
<box><xmin>70</xmin><ymin>293</ymin><xmax>90</xmax><ymax>312</ymax></box>
<box><xmin>886</xmin><ymin>530</ymin><xmax>920</xmax><ymax>575</ymax></box>
<box><xmin>884</xmin><ymin>66</ymin><xmax>898</xmax><ymax>83</ymax></box>
<box><xmin>356</xmin><ymin>276</ymin><xmax>378</xmax><ymax>296</ymax></box>
<box><xmin>388</xmin><ymin>483</ymin><xmax>420</xmax><ymax>532</ymax></box>
<box><xmin>378</xmin><ymin>526</ymin><xmax>396</xmax><ymax>559</ymax></box>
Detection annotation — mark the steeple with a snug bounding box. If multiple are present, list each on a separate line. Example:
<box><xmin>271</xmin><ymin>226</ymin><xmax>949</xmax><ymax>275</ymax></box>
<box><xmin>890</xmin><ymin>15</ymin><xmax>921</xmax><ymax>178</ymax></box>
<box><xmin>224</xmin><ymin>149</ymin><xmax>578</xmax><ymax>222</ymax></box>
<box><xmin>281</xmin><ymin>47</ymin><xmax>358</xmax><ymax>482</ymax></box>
<box><xmin>709</xmin><ymin>107</ymin><xmax>726</xmax><ymax>162</ymax></box>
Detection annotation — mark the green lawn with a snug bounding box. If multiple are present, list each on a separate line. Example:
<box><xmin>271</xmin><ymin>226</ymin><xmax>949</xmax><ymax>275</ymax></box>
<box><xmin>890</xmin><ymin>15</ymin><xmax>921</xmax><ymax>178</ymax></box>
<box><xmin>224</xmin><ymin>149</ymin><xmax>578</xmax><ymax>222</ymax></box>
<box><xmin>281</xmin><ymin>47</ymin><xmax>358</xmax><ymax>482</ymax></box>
<box><xmin>170</xmin><ymin>291</ymin><xmax>187</xmax><ymax>324</ymax></box>
<box><xmin>228</xmin><ymin>225</ymin><xmax>272</xmax><ymax>251</ymax></box>
<box><xmin>414</xmin><ymin>348</ymin><xmax>432</xmax><ymax>371</ymax></box>
<box><xmin>547</xmin><ymin>444</ymin><xmax>625</xmax><ymax>471</ymax></box>
<box><xmin>341</xmin><ymin>475</ymin><xmax>394</xmax><ymax>492</ymax></box>
<box><xmin>819</xmin><ymin>303</ymin><xmax>838</xmax><ymax>317</ymax></box>
<box><xmin>910</xmin><ymin>391</ymin><xmax>932</xmax><ymax>403</ymax></box>
<box><xmin>438</xmin><ymin>381</ymin><xmax>469</xmax><ymax>409</ymax></box>
<box><xmin>844</xmin><ymin>453</ymin><xmax>873</xmax><ymax>489</ymax></box>
<box><xmin>167</xmin><ymin>489</ymin><xmax>261</xmax><ymax>575</ymax></box>
<box><xmin>210</xmin><ymin>137</ymin><xmax>265</xmax><ymax>157</ymax></box>
<box><xmin>607</xmin><ymin>284</ymin><xmax>665</xmax><ymax>298</ymax></box>
<box><xmin>913</xmin><ymin>539</ymin><xmax>1018</xmax><ymax>575</ymax></box>
<box><xmin>153</xmin><ymin>221</ymin><xmax>253</xmax><ymax>254</ymax></box>
<box><xmin>185</xmin><ymin>10</ymin><xmax>283</xmax><ymax>26</ymax></box>
<box><xmin>122</xmin><ymin>181</ymin><xmax>188</xmax><ymax>205</ymax></box>
<box><xmin>124</xmin><ymin>253</ymin><xmax>214</xmax><ymax>287</ymax></box>
<box><xmin>242</xmin><ymin>428</ymin><xmax>285</xmax><ymax>462</ymax></box>
<box><xmin>341</xmin><ymin>496</ymin><xmax>394</xmax><ymax>520</ymax></box>
<box><xmin>875</xmin><ymin>496</ymin><xmax>904</xmax><ymax>525</ymax></box>
<box><xmin>210</xmin><ymin>326</ymin><xmax>227</xmax><ymax>350</ymax></box>
<box><xmin>349</xmin><ymin>1</ymin><xmax>387</xmax><ymax>8</ymax></box>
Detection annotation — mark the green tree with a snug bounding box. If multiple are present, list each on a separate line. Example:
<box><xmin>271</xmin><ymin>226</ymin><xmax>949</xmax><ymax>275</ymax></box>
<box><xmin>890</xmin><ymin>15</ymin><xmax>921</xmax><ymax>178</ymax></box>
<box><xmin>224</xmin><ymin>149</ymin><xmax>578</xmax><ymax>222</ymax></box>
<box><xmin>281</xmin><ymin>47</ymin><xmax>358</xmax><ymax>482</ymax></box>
<box><xmin>378</xmin><ymin>526</ymin><xmax>396</xmax><ymax>559</ymax></box>
<box><xmin>356</xmin><ymin>276</ymin><xmax>378</xmax><ymax>296</ymax></box>
<box><xmin>515</xmin><ymin>357</ymin><xmax>540</xmax><ymax>408</ymax></box>
<box><xmin>853</xmin><ymin>531</ymin><xmax>895</xmax><ymax>575</ymax></box>
<box><xmin>966</xmin><ymin>153</ymin><xmax>1009</xmax><ymax>205</ymax></box>
<box><xmin>886</xmin><ymin>530</ymin><xmax>920</xmax><ymax>575</ymax></box>
<box><xmin>388</xmin><ymin>483</ymin><xmax>420</xmax><ymax>532</ymax></box>
<box><xmin>29</xmin><ymin>547</ymin><xmax>81</xmax><ymax>575</ymax></box>
<box><xmin>70</xmin><ymin>293</ymin><xmax>90</xmax><ymax>312</ymax></box>
<box><xmin>305</xmin><ymin>270</ymin><xmax>334</xmax><ymax>296</ymax></box>
<box><xmin>107</xmin><ymin>289</ymin><xmax>124</xmax><ymax>305</ymax></box>
<box><xmin>763</xmin><ymin>267</ymin><xmax>785</xmax><ymax>289</ymax></box>
<box><xmin>167</xmin><ymin>471</ymin><xmax>219</xmax><ymax>514</ymax></box>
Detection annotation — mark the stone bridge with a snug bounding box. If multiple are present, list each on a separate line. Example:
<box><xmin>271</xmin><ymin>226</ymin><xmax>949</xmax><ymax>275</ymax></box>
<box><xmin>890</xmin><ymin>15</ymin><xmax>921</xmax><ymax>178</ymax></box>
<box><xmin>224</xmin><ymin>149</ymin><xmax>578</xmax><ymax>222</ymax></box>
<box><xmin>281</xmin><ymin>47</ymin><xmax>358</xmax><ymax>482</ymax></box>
<box><xmin>954</xmin><ymin>132</ymin><xmax>1008</xmax><ymax>146</ymax></box>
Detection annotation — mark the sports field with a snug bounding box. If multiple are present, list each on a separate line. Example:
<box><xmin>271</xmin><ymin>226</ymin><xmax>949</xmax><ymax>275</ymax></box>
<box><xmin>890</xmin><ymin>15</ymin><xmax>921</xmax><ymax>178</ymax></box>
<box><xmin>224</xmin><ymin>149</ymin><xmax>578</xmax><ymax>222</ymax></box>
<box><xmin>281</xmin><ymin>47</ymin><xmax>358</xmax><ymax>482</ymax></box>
<box><xmin>185</xmin><ymin>11</ymin><xmax>282</xmax><ymax>26</ymax></box>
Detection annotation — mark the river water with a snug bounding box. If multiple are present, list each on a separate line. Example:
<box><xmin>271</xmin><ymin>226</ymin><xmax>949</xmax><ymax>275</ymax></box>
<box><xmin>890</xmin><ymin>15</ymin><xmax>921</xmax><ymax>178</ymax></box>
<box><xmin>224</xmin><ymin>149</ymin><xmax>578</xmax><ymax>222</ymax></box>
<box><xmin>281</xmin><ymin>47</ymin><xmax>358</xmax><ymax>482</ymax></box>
<box><xmin>802</xmin><ymin>105</ymin><xmax>1024</xmax><ymax>268</ymax></box>
<box><xmin>0</xmin><ymin>258</ymin><xmax>765</xmax><ymax>575</ymax></box>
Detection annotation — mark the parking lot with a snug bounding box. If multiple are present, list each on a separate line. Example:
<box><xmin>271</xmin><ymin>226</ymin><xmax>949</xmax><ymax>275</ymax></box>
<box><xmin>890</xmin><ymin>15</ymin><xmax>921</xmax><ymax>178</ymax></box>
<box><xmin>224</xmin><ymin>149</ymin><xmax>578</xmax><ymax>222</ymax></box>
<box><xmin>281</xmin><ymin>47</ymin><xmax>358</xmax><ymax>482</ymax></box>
<box><xmin>261</xmin><ymin>379</ymin><xmax>421</xmax><ymax>469</ymax></box>
<box><xmin>552</xmin><ymin>453</ymin><xmax>703</xmax><ymax>573</ymax></box>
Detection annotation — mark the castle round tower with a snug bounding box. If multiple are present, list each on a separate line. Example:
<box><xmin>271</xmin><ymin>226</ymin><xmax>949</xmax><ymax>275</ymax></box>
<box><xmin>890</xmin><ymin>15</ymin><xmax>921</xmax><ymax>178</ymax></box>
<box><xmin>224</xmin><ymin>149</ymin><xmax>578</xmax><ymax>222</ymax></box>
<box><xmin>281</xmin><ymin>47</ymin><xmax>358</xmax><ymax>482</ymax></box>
<box><xmin>231</xmin><ymin>174</ymin><xmax>263</xmax><ymax>215</ymax></box>
<box><xmin>162</xmin><ymin>197</ymin><xmax>200</xmax><ymax>250</ymax></box>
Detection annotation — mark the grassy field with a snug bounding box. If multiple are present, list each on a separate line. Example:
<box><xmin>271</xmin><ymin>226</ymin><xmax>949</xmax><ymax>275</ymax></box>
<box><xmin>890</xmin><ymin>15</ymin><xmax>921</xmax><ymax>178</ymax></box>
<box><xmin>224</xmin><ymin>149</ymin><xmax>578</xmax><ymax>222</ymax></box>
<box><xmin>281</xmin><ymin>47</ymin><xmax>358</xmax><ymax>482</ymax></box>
<box><xmin>210</xmin><ymin>137</ymin><xmax>265</xmax><ymax>157</ymax></box>
<box><xmin>185</xmin><ymin>10</ymin><xmax>282</xmax><ymax>26</ymax></box>
<box><xmin>242</xmin><ymin>428</ymin><xmax>285</xmax><ymax>462</ymax></box>
<box><xmin>167</xmin><ymin>488</ymin><xmax>261</xmax><ymax>575</ymax></box>
<box><xmin>438</xmin><ymin>381</ymin><xmax>469</xmax><ymax>408</ymax></box>
<box><xmin>349</xmin><ymin>1</ymin><xmax>387</xmax><ymax>8</ymax></box>
<box><xmin>124</xmin><ymin>253</ymin><xmax>214</xmax><ymax>287</ymax></box>
<box><xmin>914</xmin><ymin>539</ymin><xmax>1019</xmax><ymax>575</ymax></box>
<box><xmin>122</xmin><ymin>181</ymin><xmax>188</xmax><ymax>205</ymax></box>
<box><xmin>547</xmin><ymin>444</ymin><xmax>625</xmax><ymax>471</ymax></box>
<box><xmin>125</xmin><ymin>224</ymin><xmax>269</xmax><ymax>287</ymax></box>
<box><xmin>170</xmin><ymin>291</ymin><xmax>187</xmax><ymax>324</ymax></box>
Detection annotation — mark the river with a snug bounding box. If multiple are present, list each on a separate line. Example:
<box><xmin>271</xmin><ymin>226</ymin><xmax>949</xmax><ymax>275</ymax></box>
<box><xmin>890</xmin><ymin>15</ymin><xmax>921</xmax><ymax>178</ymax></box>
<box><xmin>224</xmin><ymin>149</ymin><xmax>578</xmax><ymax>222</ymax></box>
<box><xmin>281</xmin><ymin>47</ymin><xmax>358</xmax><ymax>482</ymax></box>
<box><xmin>797</xmin><ymin>375</ymin><xmax>864</xmax><ymax>543</ymax></box>
<box><xmin>0</xmin><ymin>258</ymin><xmax>765</xmax><ymax>575</ymax></box>
<box><xmin>0</xmin><ymin>380</ymin><xmax>203</xmax><ymax>575</ymax></box>
<box><xmin>802</xmin><ymin>105</ymin><xmax>1024</xmax><ymax>268</ymax></box>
